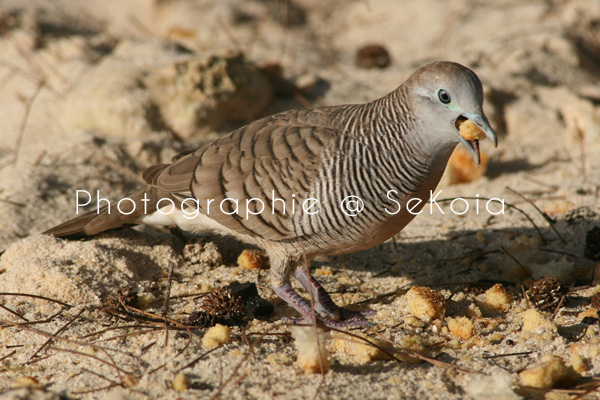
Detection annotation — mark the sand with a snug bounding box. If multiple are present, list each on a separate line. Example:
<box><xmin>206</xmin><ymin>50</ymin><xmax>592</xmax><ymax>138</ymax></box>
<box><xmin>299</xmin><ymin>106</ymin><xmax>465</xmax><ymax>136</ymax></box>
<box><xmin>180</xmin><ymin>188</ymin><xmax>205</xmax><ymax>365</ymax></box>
<box><xmin>1</xmin><ymin>0</ymin><xmax>600</xmax><ymax>399</ymax></box>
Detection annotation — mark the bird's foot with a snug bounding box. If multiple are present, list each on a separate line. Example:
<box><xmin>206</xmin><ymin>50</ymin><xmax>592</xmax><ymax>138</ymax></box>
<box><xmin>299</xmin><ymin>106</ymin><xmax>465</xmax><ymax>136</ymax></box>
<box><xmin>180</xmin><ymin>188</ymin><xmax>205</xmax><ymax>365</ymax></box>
<box><xmin>274</xmin><ymin>282</ymin><xmax>373</xmax><ymax>328</ymax></box>
<box><xmin>286</xmin><ymin>312</ymin><xmax>373</xmax><ymax>329</ymax></box>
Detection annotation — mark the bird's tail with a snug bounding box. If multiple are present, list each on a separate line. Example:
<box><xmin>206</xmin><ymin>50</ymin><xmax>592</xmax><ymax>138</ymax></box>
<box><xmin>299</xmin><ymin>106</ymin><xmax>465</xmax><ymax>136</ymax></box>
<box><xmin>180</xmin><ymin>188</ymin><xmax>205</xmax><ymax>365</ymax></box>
<box><xmin>43</xmin><ymin>186</ymin><xmax>174</xmax><ymax>238</ymax></box>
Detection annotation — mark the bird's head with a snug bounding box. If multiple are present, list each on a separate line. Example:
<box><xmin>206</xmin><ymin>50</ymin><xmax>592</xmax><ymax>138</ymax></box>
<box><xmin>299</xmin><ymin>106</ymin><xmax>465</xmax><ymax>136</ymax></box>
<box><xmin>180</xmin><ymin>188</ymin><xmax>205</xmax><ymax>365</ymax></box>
<box><xmin>407</xmin><ymin>61</ymin><xmax>497</xmax><ymax>166</ymax></box>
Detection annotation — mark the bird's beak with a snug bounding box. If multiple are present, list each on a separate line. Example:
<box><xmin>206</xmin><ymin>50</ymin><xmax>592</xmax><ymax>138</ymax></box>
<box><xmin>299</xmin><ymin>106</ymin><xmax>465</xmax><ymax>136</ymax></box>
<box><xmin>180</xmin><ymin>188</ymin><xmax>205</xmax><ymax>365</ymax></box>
<box><xmin>457</xmin><ymin>112</ymin><xmax>497</xmax><ymax>167</ymax></box>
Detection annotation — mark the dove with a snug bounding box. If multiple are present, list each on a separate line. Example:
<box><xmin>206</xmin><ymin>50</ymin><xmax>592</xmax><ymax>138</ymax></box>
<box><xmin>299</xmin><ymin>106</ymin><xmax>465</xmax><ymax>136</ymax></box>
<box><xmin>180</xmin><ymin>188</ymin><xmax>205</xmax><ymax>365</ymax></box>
<box><xmin>45</xmin><ymin>61</ymin><xmax>497</xmax><ymax>328</ymax></box>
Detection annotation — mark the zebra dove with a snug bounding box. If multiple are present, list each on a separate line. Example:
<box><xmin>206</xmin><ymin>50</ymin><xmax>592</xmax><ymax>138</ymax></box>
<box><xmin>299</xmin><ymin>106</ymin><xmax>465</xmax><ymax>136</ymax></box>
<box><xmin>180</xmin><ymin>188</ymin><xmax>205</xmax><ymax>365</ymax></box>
<box><xmin>45</xmin><ymin>61</ymin><xmax>497</xmax><ymax>328</ymax></box>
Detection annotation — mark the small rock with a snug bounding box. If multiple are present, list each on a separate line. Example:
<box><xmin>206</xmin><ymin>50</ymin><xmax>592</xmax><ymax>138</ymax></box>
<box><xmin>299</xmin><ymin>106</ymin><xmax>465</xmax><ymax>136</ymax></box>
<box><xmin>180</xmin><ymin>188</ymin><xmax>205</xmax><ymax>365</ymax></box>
<box><xmin>355</xmin><ymin>44</ymin><xmax>391</xmax><ymax>69</ymax></box>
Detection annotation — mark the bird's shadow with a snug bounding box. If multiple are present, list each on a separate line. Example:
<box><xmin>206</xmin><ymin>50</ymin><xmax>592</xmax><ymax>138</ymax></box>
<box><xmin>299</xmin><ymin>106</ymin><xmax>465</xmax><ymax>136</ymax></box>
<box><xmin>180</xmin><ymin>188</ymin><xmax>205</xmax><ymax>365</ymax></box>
<box><xmin>320</xmin><ymin>219</ymin><xmax>597</xmax><ymax>289</ymax></box>
<box><xmin>71</xmin><ymin>213</ymin><xmax>598</xmax><ymax>306</ymax></box>
<box><xmin>485</xmin><ymin>157</ymin><xmax>539</xmax><ymax>179</ymax></box>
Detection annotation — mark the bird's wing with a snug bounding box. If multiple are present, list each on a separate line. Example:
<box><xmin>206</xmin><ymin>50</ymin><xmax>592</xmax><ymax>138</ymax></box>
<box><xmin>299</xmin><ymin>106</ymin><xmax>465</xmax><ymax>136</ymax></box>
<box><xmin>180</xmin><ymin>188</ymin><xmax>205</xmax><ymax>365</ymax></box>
<box><xmin>147</xmin><ymin>110</ymin><xmax>343</xmax><ymax>240</ymax></box>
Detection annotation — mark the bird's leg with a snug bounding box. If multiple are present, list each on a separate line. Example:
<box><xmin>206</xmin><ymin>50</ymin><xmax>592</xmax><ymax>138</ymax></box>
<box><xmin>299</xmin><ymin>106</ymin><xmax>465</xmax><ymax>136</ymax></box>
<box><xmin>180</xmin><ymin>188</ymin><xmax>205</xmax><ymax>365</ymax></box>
<box><xmin>270</xmin><ymin>257</ymin><xmax>371</xmax><ymax>328</ymax></box>
<box><xmin>272</xmin><ymin>282</ymin><xmax>317</xmax><ymax>319</ymax></box>
<box><xmin>272</xmin><ymin>283</ymin><xmax>372</xmax><ymax>328</ymax></box>
<box><xmin>295</xmin><ymin>268</ymin><xmax>375</xmax><ymax>321</ymax></box>
<box><xmin>294</xmin><ymin>268</ymin><xmax>341</xmax><ymax>320</ymax></box>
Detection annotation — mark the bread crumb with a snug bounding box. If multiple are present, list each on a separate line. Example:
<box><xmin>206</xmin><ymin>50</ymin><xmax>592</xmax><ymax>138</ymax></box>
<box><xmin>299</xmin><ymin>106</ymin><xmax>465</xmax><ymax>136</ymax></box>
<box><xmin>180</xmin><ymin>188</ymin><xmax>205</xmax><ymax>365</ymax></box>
<box><xmin>571</xmin><ymin>342</ymin><xmax>600</xmax><ymax>359</ymax></box>
<box><xmin>237</xmin><ymin>249</ymin><xmax>269</xmax><ymax>270</ymax></box>
<box><xmin>396</xmin><ymin>335</ymin><xmax>427</xmax><ymax>363</ymax></box>
<box><xmin>520</xmin><ymin>309</ymin><xmax>557</xmax><ymax>333</ymax></box>
<box><xmin>314</xmin><ymin>267</ymin><xmax>333</xmax><ymax>276</ymax></box>
<box><xmin>569</xmin><ymin>353</ymin><xmax>589</xmax><ymax>374</ymax></box>
<box><xmin>458</xmin><ymin>118</ymin><xmax>486</xmax><ymax>141</ymax></box>
<box><xmin>483</xmin><ymin>284</ymin><xmax>512</xmax><ymax>312</ymax></box>
<box><xmin>465</xmin><ymin>303</ymin><xmax>482</xmax><ymax>318</ymax></box>
<box><xmin>447</xmin><ymin>146</ymin><xmax>489</xmax><ymax>184</ymax></box>
<box><xmin>266</xmin><ymin>352</ymin><xmax>293</xmax><ymax>366</ymax></box>
<box><xmin>330</xmin><ymin>333</ymin><xmax>389</xmax><ymax>364</ymax></box>
<box><xmin>406</xmin><ymin>286</ymin><xmax>446</xmax><ymax>322</ymax></box>
<box><xmin>11</xmin><ymin>376</ymin><xmax>43</xmax><ymax>390</ymax></box>
<box><xmin>577</xmin><ymin>307</ymin><xmax>599</xmax><ymax>321</ymax></box>
<box><xmin>172</xmin><ymin>372</ymin><xmax>189</xmax><ymax>392</ymax></box>
<box><xmin>447</xmin><ymin>316</ymin><xmax>475</xmax><ymax>340</ymax></box>
<box><xmin>464</xmin><ymin>371</ymin><xmax>519</xmax><ymax>400</ymax></box>
<box><xmin>519</xmin><ymin>356</ymin><xmax>580</xmax><ymax>389</ymax></box>
<box><xmin>290</xmin><ymin>326</ymin><xmax>330</xmax><ymax>374</ymax></box>
<box><xmin>404</xmin><ymin>316</ymin><xmax>426</xmax><ymax>327</ymax></box>
<box><xmin>137</xmin><ymin>293</ymin><xmax>154</xmax><ymax>308</ymax></box>
<box><xmin>202</xmin><ymin>324</ymin><xmax>231</xmax><ymax>349</ymax></box>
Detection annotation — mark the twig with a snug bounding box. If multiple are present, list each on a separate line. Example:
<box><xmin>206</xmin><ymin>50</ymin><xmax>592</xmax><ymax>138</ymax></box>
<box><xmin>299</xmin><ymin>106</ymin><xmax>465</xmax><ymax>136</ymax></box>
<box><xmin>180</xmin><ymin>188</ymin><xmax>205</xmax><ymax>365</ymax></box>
<box><xmin>211</xmin><ymin>352</ymin><xmax>250</xmax><ymax>400</ymax></box>
<box><xmin>482</xmin><ymin>351</ymin><xmax>533</xmax><ymax>359</ymax></box>
<box><xmin>12</xmin><ymin>79</ymin><xmax>46</xmax><ymax>164</ymax></box>
<box><xmin>0</xmin><ymin>304</ymin><xmax>28</xmax><ymax>321</ymax></box>
<box><xmin>29</xmin><ymin>308</ymin><xmax>85</xmax><ymax>361</ymax></box>
<box><xmin>574</xmin><ymin>121</ymin><xmax>587</xmax><ymax>180</ymax></box>
<box><xmin>0</xmin><ymin>198</ymin><xmax>26</xmax><ymax>207</ymax></box>
<box><xmin>538</xmin><ymin>247</ymin><xmax>583</xmax><ymax>259</ymax></box>
<box><xmin>71</xmin><ymin>383</ymin><xmax>120</xmax><ymax>395</ymax></box>
<box><xmin>298</xmin><ymin>236</ymin><xmax>328</xmax><ymax>380</ymax></box>
<box><xmin>0</xmin><ymin>350</ymin><xmax>17</xmax><ymax>363</ymax></box>
<box><xmin>551</xmin><ymin>294</ymin><xmax>565</xmax><ymax>321</ymax></box>
<box><xmin>46</xmin><ymin>346</ymin><xmax>130</xmax><ymax>375</ymax></box>
<box><xmin>0</xmin><ymin>292</ymin><xmax>73</xmax><ymax>308</ymax></box>
<box><xmin>146</xmin><ymin>322</ymin><xmax>193</xmax><ymax>375</ymax></box>
<box><xmin>435</xmin><ymin>196</ymin><xmax>548</xmax><ymax>245</ymax></box>
<box><xmin>502</xmin><ymin>247</ymin><xmax>533</xmax><ymax>280</ymax></box>
<box><xmin>0</xmin><ymin>318</ymin><xmax>133</xmax><ymax>378</ymax></box>
<box><xmin>175</xmin><ymin>345</ymin><xmax>223</xmax><ymax>374</ymax></box>
<box><xmin>342</xmin><ymin>327</ymin><xmax>482</xmax><ymax>374</ymax></box>
<box><xmin>96</xmin><ymin>327</ymin><xmax>163</xmax><ymax>343</ymax></box>
<box><xmin>506</xmin><ymin>187</ymin><xmax>567</xmax><ymax>244</ymax></box>
<box><xmin>80</xmin><ymin>367</ymin><xmax>122</xmax><ymax>387</ymax></box>
<box><xmin>79</xmin><ymin>324</ymin><xmax>162</xmax><ymax>339</ymax></box>
<box><xmin>162</xmin><ymin>263</ymin><xmax>176</xmax><ymax>314</ymax></box>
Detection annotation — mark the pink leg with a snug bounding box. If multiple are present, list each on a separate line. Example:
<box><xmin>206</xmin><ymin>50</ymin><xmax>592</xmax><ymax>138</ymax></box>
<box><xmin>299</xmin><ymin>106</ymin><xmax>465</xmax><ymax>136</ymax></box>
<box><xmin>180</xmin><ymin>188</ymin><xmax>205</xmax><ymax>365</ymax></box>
<box><xmin>273</xmin><ymin>282</ymin><xmax>372</xmax><ymax>328</ymax></box>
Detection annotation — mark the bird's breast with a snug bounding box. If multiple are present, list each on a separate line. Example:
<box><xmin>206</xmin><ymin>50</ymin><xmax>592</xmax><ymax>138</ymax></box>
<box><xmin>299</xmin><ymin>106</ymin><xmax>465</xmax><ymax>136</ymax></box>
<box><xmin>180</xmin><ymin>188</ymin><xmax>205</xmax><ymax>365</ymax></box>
<box><xmin>324</xmin><ymin>168</ymin><xmax>445</xmax><ymax>256</ymax></box>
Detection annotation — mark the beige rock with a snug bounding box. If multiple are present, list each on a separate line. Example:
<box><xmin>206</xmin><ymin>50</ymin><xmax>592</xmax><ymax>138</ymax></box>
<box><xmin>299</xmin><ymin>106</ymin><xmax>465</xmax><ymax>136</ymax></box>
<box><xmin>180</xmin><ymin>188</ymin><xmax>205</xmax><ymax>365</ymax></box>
<box><xmin>143</xmin><ymin>52</ymin><xmax>273</xmax><ymax>138</ymax></box>
<box><xmin>11</xmin><ymin>376</ymin><xmax>44</xmax><ymax>390</ymax></box>
<box><xmin>63</xmin><ymin>41</ymin><xmax>273</xmax><ymax>140</ymax></box>
<box><xmin>62</xmin><ymin>39</ymin><xmax>184</xmax><ymax>139</ymax></box>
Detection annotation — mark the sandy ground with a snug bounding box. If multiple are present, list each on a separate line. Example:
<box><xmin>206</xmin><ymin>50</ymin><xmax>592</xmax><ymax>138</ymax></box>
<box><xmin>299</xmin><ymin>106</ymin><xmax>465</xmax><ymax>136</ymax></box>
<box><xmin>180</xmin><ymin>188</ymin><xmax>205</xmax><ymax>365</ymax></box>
<box><xmin>1</xmin><ymin>0</ymin><xmax>600</xmax><ymax>399</ymax></box>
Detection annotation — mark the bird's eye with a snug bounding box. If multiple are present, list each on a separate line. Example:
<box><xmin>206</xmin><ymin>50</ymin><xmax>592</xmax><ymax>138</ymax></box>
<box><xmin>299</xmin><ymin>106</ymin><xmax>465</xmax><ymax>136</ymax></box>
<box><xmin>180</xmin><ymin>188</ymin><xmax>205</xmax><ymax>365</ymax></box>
<box><xmin>438</xmin><ymin>89</ymin><xmax>451</xmax><ymax>104</ymax></box>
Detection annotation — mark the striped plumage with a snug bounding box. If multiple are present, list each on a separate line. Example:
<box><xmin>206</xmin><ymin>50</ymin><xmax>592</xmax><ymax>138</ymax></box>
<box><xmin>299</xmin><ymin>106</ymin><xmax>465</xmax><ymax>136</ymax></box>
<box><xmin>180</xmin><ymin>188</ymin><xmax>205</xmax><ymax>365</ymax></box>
<box><xmin>45</xmin><ymin>61</ymin><xmax>497</xmax><ymax>327</ymax></box>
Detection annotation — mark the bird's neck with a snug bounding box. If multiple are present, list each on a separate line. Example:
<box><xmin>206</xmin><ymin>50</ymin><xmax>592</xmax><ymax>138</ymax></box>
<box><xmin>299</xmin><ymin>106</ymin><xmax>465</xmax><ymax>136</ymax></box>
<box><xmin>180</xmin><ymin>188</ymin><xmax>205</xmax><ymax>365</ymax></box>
<box><xmin>344</xmin><ymin>91</ymin><xmax>457</xmax><ymax>196</ymax></box>
<box><xmin>359</xmin><ymin>90</ymin><xmax>456</xmax><ymax>168</ymax></box>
